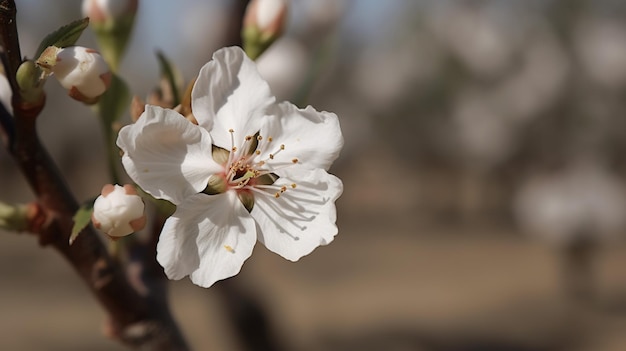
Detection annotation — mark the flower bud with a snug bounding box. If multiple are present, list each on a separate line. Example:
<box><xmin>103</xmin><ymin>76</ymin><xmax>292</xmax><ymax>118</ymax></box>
<box><xmin>82</xmin><ymin>0</ymin><xmax>138</xmax><ymax>71</ymax></box>
<box><xmin>0</xmin><ymin>68</ymin><xmax>13</xmax><ymax>115</ymax></box>
<box><xmin>92</xmin><ymin>184</ymin><xmax>146</xmax><ymax>239</ymax></box>
<box><xmin>38</xmin><ymin>46</ymin><xmax>111</xmax><ymax>104</ymax></box>
<box><xmin>82</xmin><ymin>0</ymin><xmax>138</xmax><ymax>24</ymax></box>
<box><xmin>242</xmin><ymin>0</ymin><xmax>288</xmax><ymax>60</ymax></box>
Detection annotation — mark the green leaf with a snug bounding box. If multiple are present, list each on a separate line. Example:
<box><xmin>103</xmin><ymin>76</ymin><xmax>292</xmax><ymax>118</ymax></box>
<box><xmin>156</xmin><ymin>51</ymin><xmax>182</xmax><ymax>106</ymax></box>
<box><xmin>34</xmin><ymin>18</ymin><xmax>90</xmax><ymax>59</ymax></box>
<box><xmin>70</xmin><ymin>199</ymin><xmax>95</xmax><ymax>245</ymax></box>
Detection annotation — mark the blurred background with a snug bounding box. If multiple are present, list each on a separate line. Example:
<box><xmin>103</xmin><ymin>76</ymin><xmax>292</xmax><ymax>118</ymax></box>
<box><xmin>2</xmin><ymin>0</ymin><xmax>626</xmax><ymax>350</ymax></box>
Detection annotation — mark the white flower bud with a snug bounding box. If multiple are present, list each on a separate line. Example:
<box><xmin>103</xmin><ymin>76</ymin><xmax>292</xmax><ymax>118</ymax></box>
<box><xmin>92</xmin><ymin>184</ymin><xmax>146</xmax><ymax>239</ymax></box>
<box><xmin>248</xmin><ymin>0</ymin><xmax>287</xmax><ymax>34</ymax></box>
<box><xmin>0</xmin><ymin>71</ymin><xmax>12</xmax><ymax>115</ymax></box>
<box><xmin>242</xmin><ymin>0</ymin><xmax>288</xmax><ymax>59</ymax></box>
<box><xmin>42</xmin><ymin>46</ymin><xmax>111</xmax><ymax>104</ymax></box>
<box><xmin>82</xmin><ymin>0</ymin><xmax>138</xmax><ymax>24</ymax></box>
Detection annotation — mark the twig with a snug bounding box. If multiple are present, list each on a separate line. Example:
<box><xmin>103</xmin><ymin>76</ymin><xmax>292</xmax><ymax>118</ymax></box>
<box><xmin>0</xmin><ymin>1</ymin><xmax>189</xmax><ymax>349</ymax></box>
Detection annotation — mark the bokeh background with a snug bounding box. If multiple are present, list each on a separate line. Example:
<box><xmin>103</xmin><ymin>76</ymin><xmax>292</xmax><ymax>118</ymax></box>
<box><xmin>2</xmin><ymin>0</ymin><xmax>626</xmax><ymax>350</ymax></box>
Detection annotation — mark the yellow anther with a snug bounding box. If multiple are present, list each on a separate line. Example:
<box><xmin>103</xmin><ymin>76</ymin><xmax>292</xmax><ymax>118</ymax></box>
<box><xmin>224</xmin><ymin>245</ymin><xmax>234</xmax><ymax>253</ymax></box>
<box><xmin>255</xmin><ymin>150</ymin><xmax>261</xmax><ymax>155</ymax></box>
<box><xmin>281</xmin><ymin>186</ymin><xmax>287</xmax><ymax>192</ymax></box>
<box><xmin>268</xmin><ymin>137</ymin><xmax>273</xmax><ymax>142</ymax></box>
<box><xmin>274</xmin><ymin>192</ymin><xmax>281</xmax><ymax>198</ymax></box>
<box><xmin>269</xmin><ymin>154</ymin><xmax>275</xmax><ymax>159</ymax></box>
<box><xmin>280</xmin><ymin>144</ymin><xmax>285</xmax><ymax>150</ymax></box>
<box><xmin>291</xmin><ymin>183</ymin><xmax>297</xmax><ymax>188</ymax></box>
<box><xmin>229</xmin><ymin>129</ymin><xmax>234</xmax><ymax>133</ymax></box>
<box><xmin>257</xmin><ymin>135</ymin><xmax>263</xmax><ymax>141</ymax></box>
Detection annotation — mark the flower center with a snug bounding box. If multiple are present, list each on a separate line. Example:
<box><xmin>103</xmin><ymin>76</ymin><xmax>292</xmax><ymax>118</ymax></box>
<box><xmin>203</xmin><ymin>129</ymin><xmax>299</xmax><ymax>211</ymax></box>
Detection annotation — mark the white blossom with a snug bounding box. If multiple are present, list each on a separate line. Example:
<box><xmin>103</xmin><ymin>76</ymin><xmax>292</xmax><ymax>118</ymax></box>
<box><xmin>117</xmin><ymin>46</ymin><xmax>343</xmax><ymax>288</ymax></box>
<box><xmin>49</xmin><ymin>46</ymin><xmax>111</xmax><ymax>103</ymax></box>
<box><xmin>92</xmin><ymin>184</ymin><xmax>146</xmax><ymax>239</ymax></box>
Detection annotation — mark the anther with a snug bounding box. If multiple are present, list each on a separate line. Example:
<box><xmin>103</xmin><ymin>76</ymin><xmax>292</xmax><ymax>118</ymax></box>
<box><xmin>229</xmin><ymin>129</ymin><xmax>234</xmax><ymax>133</ymax></box>
<box><xmin>269</xmin><ymin>154</ymin><xmax>275</xmax><ymax>160</ymax></box>
<box><xmin>257</xmin><ymin>135</ymin><xmax>263</xmax><ymax>141</ymax></box>
<box><xmin>291</xmin><ymin>183</ymin><xmax>297</xmax><ymax>188</ymax></box>
<box><xmin>280</xmin><ymin>144</ymin><xmax>285</xmax><ymax>150</ymax></box>
<box><xmin>292</xmin><ymin>158</ymin><xmax>298</xmax><ymax>164</ymax></box>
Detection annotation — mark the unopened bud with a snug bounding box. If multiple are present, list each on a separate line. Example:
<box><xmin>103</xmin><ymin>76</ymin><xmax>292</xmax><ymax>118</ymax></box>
<box><xmin>38</xmin><ymin>46</ymin><xmax>111</xmax><ymax>104</ymax></box>
<box><xmin>82</xmin><ymin>0</ymin><xmax>138</xmax><ymax>71</ymax></box>
<box><xmin>92</xmin><ymin>184</ymin><xmax>146</xmax><ymax>239</ymax></box>
<box><xmin>0</xmin><ymin>67</ymin><xmax>13</xmax><ymax>115</ymax></box>
<box><xmin>242</xmin><ymin>0</ymin><xmax>288</xmax><ymax>60</ymax></box>
<box><xmin>82</xmin><ymin>0</ymin><xmax>138</xmax><ymax>23</ymax></box>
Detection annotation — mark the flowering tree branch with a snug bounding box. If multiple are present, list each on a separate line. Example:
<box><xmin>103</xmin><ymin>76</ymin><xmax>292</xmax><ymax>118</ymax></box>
<box><xmin>0</xmin><ymin>1</ymin><xmax>188</xmax><ymax>349</ymax></box>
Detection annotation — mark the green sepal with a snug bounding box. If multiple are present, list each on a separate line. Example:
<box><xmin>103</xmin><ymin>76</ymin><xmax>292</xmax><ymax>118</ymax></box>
<box><xmin>34</xmin><ymin>18</ymin><xmax>90</xmax><ymax>59</ymax></box>
<box><xmin>70</xmin><ymin>198</ymin><xmax>96</xmax><ymax>245</ymax></box>
<box><xmin>242</xmin><ymin>26</ymin><xmax>276</xmax><ymax>61</ymax></box>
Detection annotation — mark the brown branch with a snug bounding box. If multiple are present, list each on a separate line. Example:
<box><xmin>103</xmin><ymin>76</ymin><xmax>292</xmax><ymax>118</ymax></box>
<box><xmin>0</xmin><ymin>1</ymin><xmax>188</xmax><ymax>349</ymax></box>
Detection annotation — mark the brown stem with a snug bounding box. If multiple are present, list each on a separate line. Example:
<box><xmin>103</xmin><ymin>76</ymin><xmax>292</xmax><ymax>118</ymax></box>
<box><xmin>0</xmin><ymin>1</ymin><xmax>188</xmax><ymax>349</ymax></box>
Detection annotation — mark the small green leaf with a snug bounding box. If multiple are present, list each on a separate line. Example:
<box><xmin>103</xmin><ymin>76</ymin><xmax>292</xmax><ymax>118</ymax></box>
<box><xmin>35</xmin><ymin>18</ymin><xmax>90</xmax><ymax>59</ymax></box>
<box><xmin>156</xmin><ymin>51</ymin><xmax>182</xmax><ymax>106</ymax></box>
<box><xmin>70</xmin><ymin>200</ymin><xmax>95</xmax><ymax>245</ymax></box>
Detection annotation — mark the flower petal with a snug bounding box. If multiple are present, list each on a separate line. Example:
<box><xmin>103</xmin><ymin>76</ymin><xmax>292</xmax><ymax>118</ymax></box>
<box><xmin>251</xmin><ymin>166</ymin><xmax>343</xmax><ymax>261</ymax></box>
<box><xmin>259</xmin><ymin>102</ymin><xmax>343</xmax><ymax>171</ymax></box>
<box><xmin>117</xmin><ymin>105</ymin><xmax>221</xmax><ymax>205</ymax></box>
<box><xmin>192</xmin><ymin>46</ymin><xmax>275</xmax><ymax>150</ymax></box>
<box><xmin>156</xmin><ymin>192</ymin><xmax>257</xmax><ymax>288</ymax></box>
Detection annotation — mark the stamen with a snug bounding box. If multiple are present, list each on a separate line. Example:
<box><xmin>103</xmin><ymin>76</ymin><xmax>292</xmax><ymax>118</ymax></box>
<box><xmin>227</xmin><ymin>129</ymin><xmax>236</xmax><ymax>166</ymax></box>
<box><xmin>224</xmin><ymin>245</ymin><xmax>235</xmax><ymax>253</ymax></box>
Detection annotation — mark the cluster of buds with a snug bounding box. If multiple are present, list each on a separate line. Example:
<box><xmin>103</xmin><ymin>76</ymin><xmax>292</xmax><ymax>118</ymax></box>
<box><xmin>92</xmin><ymin>184</ymin><xmax>146</xmax><ymax>239</ymax></box>
<box><xmin>242</xmin><ymin>0</ymin><xmax>288</xmax><ymax>59</ymax></box>
<box><xmin>37</xmin><ymin>46</ymin><xmax>111</xmax><ymax>104</ymax></box>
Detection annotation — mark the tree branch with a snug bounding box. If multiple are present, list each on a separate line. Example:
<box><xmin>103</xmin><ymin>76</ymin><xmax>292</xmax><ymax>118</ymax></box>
<box><xmin>0</xmin><ymin>1</ymin><xmax>188</xmax><ymax>349</ymax></box>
